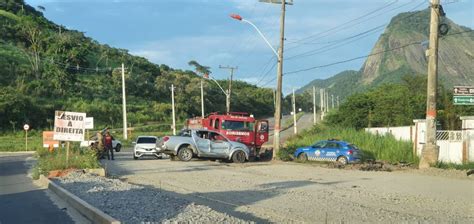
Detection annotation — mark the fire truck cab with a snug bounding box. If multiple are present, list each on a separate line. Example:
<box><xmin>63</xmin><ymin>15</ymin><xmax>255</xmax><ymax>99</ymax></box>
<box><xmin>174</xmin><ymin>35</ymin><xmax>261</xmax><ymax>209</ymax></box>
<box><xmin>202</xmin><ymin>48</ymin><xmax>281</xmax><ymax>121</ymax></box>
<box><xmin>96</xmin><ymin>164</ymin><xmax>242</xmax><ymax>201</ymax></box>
<box><xmin>185</xmin><ymin>112</ymin><xmax>269</xmax><ymax>158</ymax></box>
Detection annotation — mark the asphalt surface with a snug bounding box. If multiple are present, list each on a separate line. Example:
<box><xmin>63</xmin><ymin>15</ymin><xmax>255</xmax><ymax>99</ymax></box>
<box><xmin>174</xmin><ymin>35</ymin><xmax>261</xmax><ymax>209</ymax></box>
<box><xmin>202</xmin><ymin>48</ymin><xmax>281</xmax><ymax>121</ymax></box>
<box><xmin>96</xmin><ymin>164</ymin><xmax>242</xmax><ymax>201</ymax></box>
<box><xmin>266</xmin><ymin>112</ymin><xmax>318</xmax><ymax>146</ymax></box>
<box><xmin>0</xmin><ymin>153</ymin><xmax>74</xmax><ymax>224</ymax></box>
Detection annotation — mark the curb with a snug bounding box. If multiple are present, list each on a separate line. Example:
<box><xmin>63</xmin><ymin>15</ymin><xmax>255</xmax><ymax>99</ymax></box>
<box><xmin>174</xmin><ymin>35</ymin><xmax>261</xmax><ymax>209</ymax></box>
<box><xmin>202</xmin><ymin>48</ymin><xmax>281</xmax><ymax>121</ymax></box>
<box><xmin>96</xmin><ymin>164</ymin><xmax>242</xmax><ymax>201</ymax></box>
<box><xmin>0</xmin><ymin>151</ymin><xmax>36</xmax><ymax>154</ymax></box>
<box><xmin>39</xmin><ymin>175</ymin><xmax>120</xmax><ymax>224</ymax></box>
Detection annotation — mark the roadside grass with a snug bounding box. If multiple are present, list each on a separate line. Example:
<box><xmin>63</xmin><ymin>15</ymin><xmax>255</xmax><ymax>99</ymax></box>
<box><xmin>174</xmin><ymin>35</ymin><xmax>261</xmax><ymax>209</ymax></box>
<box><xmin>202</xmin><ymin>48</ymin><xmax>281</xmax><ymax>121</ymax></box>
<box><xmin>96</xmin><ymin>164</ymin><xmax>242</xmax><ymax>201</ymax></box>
<box><xmin>31</xmin><ymin>146</ymin><xmax>101</xmax><ymax>179</ymax></box>
<box><xmin>279</xmin><ymin>124</ymin><xmax>417</xmax><ymax>164</ymax></box>
<box><xmin>0</xmin><ymin>131</ymin><xmax>43</xmax><ymax>152</ymax></box>
<box><xmin>434</xmin><ymin>162</ymin><xmax>474</xmax><ymax>170</ymax></box>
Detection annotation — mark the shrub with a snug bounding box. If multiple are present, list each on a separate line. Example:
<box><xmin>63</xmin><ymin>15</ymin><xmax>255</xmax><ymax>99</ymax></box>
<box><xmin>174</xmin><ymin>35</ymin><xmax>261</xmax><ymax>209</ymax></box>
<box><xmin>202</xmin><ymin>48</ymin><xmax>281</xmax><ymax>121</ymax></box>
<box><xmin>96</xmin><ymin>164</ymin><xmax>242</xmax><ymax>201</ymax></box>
<box><xmin>31</xmin><ymin>146</ymin><xmax>101</xmax><ymax>179</ymax></box>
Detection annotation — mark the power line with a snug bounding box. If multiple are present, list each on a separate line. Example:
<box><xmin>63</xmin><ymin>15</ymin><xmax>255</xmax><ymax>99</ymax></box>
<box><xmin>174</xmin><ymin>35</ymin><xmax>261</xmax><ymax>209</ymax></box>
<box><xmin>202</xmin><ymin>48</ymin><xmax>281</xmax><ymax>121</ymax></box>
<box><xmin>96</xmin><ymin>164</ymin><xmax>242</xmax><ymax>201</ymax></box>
<box><xmin>285</xmin><ymin>0</ymin><xmax>427</xmax><ymax>59</ymax></box>
<box><xmin>255</xmin><ymin>59</ymin><xmax>277</xmax><ymax>86</ymax></box>
<box><xmin>288</xmin><ymin>0</ymin><xmax>399</xmax><ymax>45</ymax></box>
<box><xmin>285</xmin><ymin>24</ymin><xmax>387</xmax><ymax>60</ymax></box>
<box><xmin>284</xmin><ymin>30</ymin><xmax>474</xmax><ymax>76</ymax></box>
<box><xmin>285</xmin><ymin>41</ymin><xmax>422</xmax><ymax>75</ymax></box>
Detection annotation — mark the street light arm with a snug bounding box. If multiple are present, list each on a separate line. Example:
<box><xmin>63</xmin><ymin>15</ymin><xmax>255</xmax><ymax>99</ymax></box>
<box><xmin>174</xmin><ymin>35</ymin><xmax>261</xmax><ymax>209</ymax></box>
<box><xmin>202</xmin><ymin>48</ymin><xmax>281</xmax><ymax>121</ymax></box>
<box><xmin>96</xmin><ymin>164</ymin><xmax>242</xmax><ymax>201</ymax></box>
<box><xmin>207</xmin><ymin>75</ymin><xmax>229</xmax><ymax>96</ymax></box>
<box><xmin>241</xmin><ymin>19</ymin><xmax>279</xmax><ymax>57</ymax></box>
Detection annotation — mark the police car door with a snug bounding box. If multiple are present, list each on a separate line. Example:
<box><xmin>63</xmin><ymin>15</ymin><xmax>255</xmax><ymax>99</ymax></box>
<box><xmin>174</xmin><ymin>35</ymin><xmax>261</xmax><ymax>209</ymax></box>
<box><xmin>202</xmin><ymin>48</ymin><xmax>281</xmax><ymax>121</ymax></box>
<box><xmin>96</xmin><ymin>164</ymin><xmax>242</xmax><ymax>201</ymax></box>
<box><xmin>192</xmin><ymin>131</ymin><xmax>211</xmax><ymax>153</ymax></box>
<box><xmin>324</xmin><ymin>142</ymin><xmax>339</xmax><ymax>161</ymax></box>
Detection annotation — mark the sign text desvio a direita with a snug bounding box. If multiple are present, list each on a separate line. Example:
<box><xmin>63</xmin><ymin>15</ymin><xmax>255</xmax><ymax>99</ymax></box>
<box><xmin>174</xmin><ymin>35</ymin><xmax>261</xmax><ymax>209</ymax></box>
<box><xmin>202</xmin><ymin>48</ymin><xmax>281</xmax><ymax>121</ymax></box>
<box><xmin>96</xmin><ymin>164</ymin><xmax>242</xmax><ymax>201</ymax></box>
<box><xmin>53</xmin><ymin>111</ymin><xmax>86</xmax><ymax>142</ymax></box>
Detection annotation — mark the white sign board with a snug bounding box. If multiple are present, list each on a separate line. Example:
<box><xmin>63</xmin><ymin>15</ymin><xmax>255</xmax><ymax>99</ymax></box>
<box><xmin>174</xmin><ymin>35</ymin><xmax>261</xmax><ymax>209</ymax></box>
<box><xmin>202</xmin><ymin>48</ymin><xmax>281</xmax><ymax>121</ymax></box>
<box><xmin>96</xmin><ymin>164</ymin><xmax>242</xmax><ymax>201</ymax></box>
<box><xmin>53</xmin><ymin>111</ymin><xmax>86</xmax><ymax>142</ymax></box>
<box><xmin>85</xmin><ymin>117</ymin><xmax>94</xmax><ymax>130</ymax></box>
<box><xmin>23</xmin><ymin>124</ymin><xmax>29</xmax><ymax>131</ymax></box>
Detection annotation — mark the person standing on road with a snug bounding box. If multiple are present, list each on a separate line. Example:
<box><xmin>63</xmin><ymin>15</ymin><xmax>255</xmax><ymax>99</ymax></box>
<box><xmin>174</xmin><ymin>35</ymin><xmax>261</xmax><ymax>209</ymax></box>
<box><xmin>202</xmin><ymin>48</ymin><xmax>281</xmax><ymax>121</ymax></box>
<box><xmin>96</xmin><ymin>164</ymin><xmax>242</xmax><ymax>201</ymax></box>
<box><xmin>104</xmin><ymin>131</ymin><xmax>115</xmax><ymax>160</ymax></box>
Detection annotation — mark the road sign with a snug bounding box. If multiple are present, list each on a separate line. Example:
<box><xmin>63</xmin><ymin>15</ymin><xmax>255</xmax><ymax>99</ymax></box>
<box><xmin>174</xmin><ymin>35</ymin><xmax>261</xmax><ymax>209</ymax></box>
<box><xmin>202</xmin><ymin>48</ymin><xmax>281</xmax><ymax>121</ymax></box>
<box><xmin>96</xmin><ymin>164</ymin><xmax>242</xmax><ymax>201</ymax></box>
<box><xmin>85</xmin><ymin>117</ymin><xmax>94</xmax><ymax>130</ymax></box>
<box><xmin>453</xmin><ymin>86</ymin><xmax>474</xmax><ymax>95</ymax></box>
<box><xmin>43</xmin><ymin>131</ymin><xmax>59</xmax><ymax>148</ymax></box>
<box><xmin>453</xmin><ymin>95</ymin><xmax>474</xmax><ymax>105</ymax></box>
<box><xmin>23</xmin><ymin>124</ymin><xmax>29</xmax><ymax>131</ymax></box>
<box><xmin>53</xmin><ymin>111</ymin><xmax>86</xmax><ymax>142</ymax></box>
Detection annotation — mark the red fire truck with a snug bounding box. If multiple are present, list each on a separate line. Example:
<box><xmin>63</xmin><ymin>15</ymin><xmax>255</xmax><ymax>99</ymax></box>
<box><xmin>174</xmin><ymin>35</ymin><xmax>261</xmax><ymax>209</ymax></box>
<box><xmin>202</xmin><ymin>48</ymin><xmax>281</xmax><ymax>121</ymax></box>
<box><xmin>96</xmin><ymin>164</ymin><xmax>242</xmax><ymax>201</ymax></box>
<box><xmin>185</xmin><ymin>112</ymin><xmax>269</xmax><ymax>158</ymax></box>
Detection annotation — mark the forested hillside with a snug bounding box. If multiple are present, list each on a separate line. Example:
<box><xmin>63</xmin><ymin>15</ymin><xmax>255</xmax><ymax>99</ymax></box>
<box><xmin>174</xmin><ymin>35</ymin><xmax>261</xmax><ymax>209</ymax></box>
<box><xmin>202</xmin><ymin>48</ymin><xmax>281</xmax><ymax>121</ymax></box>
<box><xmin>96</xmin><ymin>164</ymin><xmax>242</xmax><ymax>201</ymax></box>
<box><xmin>0</xmin><ymin>0</ymin><xmax>274</xmax><ymax>132</ymax></box>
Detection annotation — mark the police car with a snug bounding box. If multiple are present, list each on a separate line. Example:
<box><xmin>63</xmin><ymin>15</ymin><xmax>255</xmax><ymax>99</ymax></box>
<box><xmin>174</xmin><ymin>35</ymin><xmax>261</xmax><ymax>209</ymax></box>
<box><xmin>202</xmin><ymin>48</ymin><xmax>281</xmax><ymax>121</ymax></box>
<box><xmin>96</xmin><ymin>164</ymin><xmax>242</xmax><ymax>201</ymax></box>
<box><xmin>293</xmin><ymin>139</ymin><xmax>361</xmax><ymax>165</ymax></box>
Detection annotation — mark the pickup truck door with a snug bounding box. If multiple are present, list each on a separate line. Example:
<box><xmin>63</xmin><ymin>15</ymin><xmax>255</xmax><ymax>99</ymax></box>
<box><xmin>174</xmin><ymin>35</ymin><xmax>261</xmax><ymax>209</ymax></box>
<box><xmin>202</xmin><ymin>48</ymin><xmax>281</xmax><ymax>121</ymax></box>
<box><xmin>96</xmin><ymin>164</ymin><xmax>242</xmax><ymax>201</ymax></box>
<box><xmin>209</xmin><ymin>132</ymin><xmax>230</xmax><ymax>156</ymax></box>
<box><xmin>192</xmin><ymin>131</ymin><xmax>211</xmax><ymax>153</ymax></box>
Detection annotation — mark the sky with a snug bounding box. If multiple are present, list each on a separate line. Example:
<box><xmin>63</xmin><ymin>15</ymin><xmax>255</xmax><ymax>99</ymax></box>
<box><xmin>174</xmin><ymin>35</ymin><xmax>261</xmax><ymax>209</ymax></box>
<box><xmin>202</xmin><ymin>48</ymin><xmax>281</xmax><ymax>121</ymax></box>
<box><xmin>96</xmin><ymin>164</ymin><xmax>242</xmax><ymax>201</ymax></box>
<box><xmin>25</xmin><ymin>0</ymin><xmax>474</xmax><ymax>94</ymax></box>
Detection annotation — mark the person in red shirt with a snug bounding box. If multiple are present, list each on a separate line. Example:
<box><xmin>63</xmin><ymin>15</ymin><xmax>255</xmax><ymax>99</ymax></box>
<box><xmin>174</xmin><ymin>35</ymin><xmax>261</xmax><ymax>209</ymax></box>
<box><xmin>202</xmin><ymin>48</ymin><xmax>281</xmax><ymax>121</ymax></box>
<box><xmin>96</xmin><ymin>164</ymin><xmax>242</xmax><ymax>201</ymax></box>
<box><xmin>103</xmin><ymin>131</ymin><xmax>114</xmax><ymax>160</ymax></box>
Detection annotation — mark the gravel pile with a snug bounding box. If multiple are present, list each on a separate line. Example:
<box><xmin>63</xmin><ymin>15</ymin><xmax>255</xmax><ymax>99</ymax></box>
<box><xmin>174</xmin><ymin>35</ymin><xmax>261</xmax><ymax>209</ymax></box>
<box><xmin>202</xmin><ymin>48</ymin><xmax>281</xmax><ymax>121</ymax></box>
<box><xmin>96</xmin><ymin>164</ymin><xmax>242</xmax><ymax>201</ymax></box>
<box><xmin>53</xmin><ymin>171</ymin><xmax>251</xmax><ymax>223</ymax></box>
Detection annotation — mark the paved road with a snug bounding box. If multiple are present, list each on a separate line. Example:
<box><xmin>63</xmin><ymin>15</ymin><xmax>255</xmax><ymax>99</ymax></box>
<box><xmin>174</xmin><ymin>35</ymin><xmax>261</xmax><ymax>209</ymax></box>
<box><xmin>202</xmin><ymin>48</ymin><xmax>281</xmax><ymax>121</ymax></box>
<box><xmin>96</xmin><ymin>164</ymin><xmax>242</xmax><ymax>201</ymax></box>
<box><xmin>104</xmin><ymin>149</ymin><xmax>474</xmax><ymax>223</ymax></box>
<box><xmin>0</xmin><ymin>153</ymin><xmax>74</xmax><ymax>224</ymax></box>
<box><xmin>267</xmin><ymin>112</ymin><xmax>318</xmax><ymax>146</ymax></box>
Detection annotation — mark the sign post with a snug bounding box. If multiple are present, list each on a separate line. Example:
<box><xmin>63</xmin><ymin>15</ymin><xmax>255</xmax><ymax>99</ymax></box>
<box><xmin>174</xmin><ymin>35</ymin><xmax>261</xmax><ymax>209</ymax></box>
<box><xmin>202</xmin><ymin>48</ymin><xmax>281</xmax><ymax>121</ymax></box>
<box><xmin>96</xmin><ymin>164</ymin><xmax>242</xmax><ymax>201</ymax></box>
<box><xmin>53</xmin><ymin>111</ymin><xmax>86</xmax><ymax>166</ymax></box>
<box><xmin>23</xmin><ymin>124</ymin><xmax>29</xmax><ymax>151</ymax></box>
<box><xmin>453</xmin><ymin>86</ymin><xmax>474</xmax><ymax>106</ymax></box>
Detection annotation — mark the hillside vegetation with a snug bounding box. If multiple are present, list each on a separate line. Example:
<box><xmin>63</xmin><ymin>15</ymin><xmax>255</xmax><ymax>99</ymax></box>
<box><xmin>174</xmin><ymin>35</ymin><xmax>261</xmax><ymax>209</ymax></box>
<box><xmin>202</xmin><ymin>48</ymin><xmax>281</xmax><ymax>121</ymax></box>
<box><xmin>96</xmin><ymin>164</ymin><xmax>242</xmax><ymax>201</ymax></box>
<box><xmin>0</xmin><ymin>0</ymin><xmax>274</xmax><ymax>133</ymax></box>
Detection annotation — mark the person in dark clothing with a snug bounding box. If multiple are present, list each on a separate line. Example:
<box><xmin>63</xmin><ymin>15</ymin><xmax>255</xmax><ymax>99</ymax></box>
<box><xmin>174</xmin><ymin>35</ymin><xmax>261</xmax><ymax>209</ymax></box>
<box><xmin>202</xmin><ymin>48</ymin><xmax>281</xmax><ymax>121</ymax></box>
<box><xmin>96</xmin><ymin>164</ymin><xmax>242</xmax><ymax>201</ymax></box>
<box><xmin>103</xmin><ymin>131</ymin><xmax>114</xmax><ymax>160</ymax></box>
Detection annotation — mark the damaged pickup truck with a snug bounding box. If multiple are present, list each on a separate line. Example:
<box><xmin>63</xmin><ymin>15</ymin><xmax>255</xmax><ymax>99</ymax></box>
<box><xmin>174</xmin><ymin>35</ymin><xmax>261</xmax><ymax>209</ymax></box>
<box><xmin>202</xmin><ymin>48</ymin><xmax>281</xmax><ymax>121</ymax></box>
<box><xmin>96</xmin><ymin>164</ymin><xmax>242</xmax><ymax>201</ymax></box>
<box><xmin>157</xmin><ymin>129</ymin><xmax>249</xmax><ymax>163</ymax></box>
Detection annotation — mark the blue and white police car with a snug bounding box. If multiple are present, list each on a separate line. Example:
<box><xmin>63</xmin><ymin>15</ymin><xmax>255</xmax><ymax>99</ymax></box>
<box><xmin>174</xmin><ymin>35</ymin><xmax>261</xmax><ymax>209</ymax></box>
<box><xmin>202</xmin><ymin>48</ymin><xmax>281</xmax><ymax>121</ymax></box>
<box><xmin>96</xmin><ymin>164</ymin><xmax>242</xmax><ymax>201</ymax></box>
<box><xmin>293</xmin><ymin>139</ymin><xmax>361</xmax><ymax>164</ymax></box>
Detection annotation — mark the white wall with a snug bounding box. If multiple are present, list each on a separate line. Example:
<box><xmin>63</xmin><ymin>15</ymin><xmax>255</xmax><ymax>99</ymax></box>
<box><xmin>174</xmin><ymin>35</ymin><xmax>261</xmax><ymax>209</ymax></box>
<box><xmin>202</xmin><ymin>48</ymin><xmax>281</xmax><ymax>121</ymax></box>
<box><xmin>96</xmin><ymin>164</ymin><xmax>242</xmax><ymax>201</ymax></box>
<box><xmin>437</xmin><ymin>141</ymin><xmax>463</xmax><ymax>164</ymax></box>
<box><xmin>365</xmin><ymin>126</ymin><xmax>412</xmax><ymax>141</ymax></box>
<box><xmin>365</xmin><ymin>118</ymin><xmax>474</xmax><ymax>164</ymax></box>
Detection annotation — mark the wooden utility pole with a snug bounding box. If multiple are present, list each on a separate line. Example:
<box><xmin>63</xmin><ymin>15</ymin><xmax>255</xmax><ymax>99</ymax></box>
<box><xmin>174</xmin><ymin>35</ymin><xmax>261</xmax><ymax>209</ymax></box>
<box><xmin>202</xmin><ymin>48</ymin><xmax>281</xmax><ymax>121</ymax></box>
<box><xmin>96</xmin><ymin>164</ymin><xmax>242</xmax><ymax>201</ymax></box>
<box><xmin>171</xmin><ymin>84</ymin><xmax>176</xmax><ymax>135</ymax></box>
<box><xmin>272</xmin><ymin>0</ymin><xmax>288</xmax><ymax>160</ymax></box>
<box><xmin>420</xmin><ymin>0</ymin><xmax>441</xmax><ymax>168</ymax></box>
<box><xmin>292</xmin><ymin>88</ymin><xmax>297</xmax><ymax>134</ymax></box>
<box><xmin>121</xmin><ymin>63</ymin><xmax>128</xmax><ymax>140</ymax></box>
<box><xmin>313</xmin><ymin>86</ymin><xmax>316</xmax><ymax>125</ymax></box>
<box><xmin>201</xmin><ymin>80</ymin><xmax>205</xmax><ymax>118</ymax></box>
<box><xmin>219</xmin><ymin>65</ymin><xmax>237</xmax><ymax>113</ymax></box>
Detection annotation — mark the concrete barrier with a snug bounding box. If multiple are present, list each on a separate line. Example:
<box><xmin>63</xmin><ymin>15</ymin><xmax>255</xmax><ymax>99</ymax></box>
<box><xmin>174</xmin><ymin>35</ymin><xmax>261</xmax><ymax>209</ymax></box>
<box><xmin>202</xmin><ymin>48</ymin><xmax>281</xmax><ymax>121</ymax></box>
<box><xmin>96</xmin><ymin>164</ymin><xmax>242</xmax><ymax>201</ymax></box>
<box><xmin>39</xmin><ymin>175</ymin><xmax>120</xmax><ymax>224</ymax></box>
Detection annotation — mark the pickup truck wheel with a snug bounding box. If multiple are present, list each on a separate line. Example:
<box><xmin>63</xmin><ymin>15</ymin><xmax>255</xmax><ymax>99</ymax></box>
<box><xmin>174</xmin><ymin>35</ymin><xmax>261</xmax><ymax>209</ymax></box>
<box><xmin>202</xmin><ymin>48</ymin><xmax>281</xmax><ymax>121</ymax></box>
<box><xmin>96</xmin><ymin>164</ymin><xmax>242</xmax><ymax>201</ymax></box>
<box><xmin>178</xmin><ymin>147</ymin><xmax>193</xmax><ymax>162</ymax></box>
<box><xmin>115</xmin><ymin>144</ymin><xmax>121</xmax><ymax>152</ymax></box>
<box><xmin>232</xmin><ymin>151</ymin><xmax>246</xmax><ymax>163</ymax></box>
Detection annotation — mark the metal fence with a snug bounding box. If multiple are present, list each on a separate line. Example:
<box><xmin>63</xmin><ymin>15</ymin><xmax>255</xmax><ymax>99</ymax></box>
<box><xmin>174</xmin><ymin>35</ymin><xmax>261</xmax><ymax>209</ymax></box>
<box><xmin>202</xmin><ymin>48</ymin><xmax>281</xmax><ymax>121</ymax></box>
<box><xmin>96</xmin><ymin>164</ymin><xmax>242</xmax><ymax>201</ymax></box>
<box><xmin>436</xmin><ymin>130</ymin><xmax>463</xmax><ymax>141</ymax></box>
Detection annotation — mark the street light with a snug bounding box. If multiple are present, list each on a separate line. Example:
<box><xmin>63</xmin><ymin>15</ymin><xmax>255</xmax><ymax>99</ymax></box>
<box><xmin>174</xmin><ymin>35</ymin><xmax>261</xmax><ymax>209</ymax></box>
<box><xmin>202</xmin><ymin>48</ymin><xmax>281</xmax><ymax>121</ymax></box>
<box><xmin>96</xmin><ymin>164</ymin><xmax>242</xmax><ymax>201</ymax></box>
<box><xmin>230</xmin><ymin>14</ymin><xmax>278</xmax><ymax>57</ymax></box>
<box><xmin>205</xmin><ymin>74</ymin><xmax>230</xmax><ymax>111</ymax></box>
<box><xmin>230</xmin><ymin>9</ymin><xmax>287</xmax><ymax>160</ymax></box>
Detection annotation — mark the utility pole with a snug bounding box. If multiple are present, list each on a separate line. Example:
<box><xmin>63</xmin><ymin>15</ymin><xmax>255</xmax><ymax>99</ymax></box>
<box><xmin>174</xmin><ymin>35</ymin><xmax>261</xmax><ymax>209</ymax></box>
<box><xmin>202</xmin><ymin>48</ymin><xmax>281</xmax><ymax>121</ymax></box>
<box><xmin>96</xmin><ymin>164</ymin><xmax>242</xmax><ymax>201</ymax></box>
<box><xmin>219</xmin><ymin>65</ymin><xmax>237</xmax><ymax>113</ymax></box>
<box><xmin>337</xmin><ymin>96</ymin><xmax>340</xmax><ymax>108</ymax></box>
<box><xmin>320</xmin><ymin>88</ymin><xmax>325</xmax><ymax>120</ymax></box>
<box><xmin>325</xmin><ymin>90</ymin><xmax>329</xmax><ymax>113</ymax></box>
<box><xmin>273</xmin><ymin>0</ymin><xmax>288</xmax><ymax>159</ymax></box>
<box><xmin>201</xmin><ymin>80</ymin><xmax>205</xmax><ymax>118</ymax></box>
<box><xmin>331</xmin><ymin>94</ymin><xmax>334</xmax><ymax>109</ymax></box>
<box><xmin>121</xmin><ymin>63</ymin><xmax>128</xmax><ymax>140</ymax></box>
<box><xmin>313</xmin><ymin>86</ymin><xmax>316</xmax><ymax>125</ymax></box>
<box><xmin>292</xmin><ymin>88</ymin><xmax>297</xmax><ymax>134</ymax></box>
<box><xmin>170</xmin><ymin>84</ymin><xmax>176</xmax><ymax>135</ymax></box>
<box><xmin>420</xmin><ymin>0</ymin><xmax>441</xmax><ymax>169</ymax></box>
